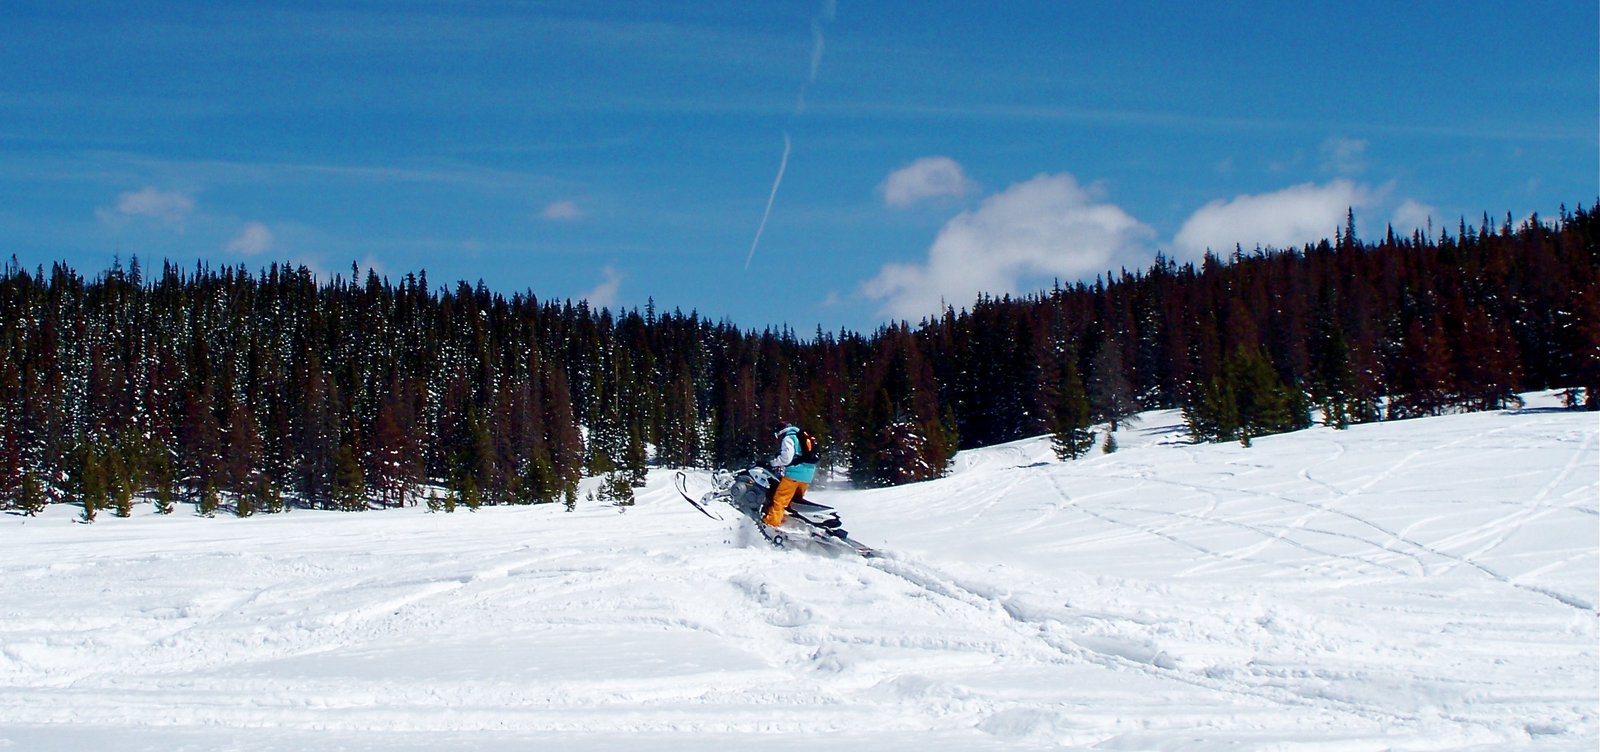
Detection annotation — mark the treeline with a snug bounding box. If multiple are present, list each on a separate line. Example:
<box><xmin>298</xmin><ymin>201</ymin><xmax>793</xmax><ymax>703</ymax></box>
<box><xmin>1</xmin><ymin>203</ymin><xmax>1595</xmax><ymax>517</ymax></box>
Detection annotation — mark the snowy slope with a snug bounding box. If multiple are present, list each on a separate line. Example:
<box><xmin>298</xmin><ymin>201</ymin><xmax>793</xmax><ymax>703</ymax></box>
<box><xmin>2</xmin><ymin>392</ymin><xmax>1595</xmax><ymax>751</ymax></box>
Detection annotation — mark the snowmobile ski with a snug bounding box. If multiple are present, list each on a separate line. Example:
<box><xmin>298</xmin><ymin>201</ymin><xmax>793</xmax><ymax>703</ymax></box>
<box><xmin>672</xmin><ymin>471</ymin><xmax>724</xmax><ymax>521</ymax></box>
<box><xmin>791</xmin><ymin>516</ymin><xmax>878</xmax><ymax>558</ymax></box>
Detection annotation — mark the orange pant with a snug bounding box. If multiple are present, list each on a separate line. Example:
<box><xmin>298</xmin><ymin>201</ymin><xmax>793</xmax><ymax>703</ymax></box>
<box><xmin>763</xmin><ymin>477</ymin><xmax>808</xmax><ymax>527</ymax></box>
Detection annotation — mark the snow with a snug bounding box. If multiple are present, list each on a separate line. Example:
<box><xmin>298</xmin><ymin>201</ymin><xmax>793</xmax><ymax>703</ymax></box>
<box><xmin>2</xmin><ymin>391</ymin><xmax>1596</xmax><ymax>751</ymax></box>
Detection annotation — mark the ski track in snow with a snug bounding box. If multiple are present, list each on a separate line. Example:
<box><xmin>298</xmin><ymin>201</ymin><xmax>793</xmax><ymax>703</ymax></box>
<box><xmin>1</xmin><ymin>392</ymin><xmax>1596</xmax><ymax>751</ymax></box>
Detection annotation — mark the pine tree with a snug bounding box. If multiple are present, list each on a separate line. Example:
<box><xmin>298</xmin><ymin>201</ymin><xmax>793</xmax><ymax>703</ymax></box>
<box><xmin>0</xmin><ymin>427</ymin><xmax>21</xmax><ymax>513</ymax></box>
<box><xmin>293</xmin><ymin>352</ymin><xmax>340</xmax><ymax>508</ymax></box>
<box><xmin>426</xmin><ymin>488</ymin><xmax>449</xmax><ymax>513</ymax></box>
<box><xmin>235</xmin><ymin>488</ymin><xmax>255</xmax><ymax>518</ymax></box>
<box><xmin>1451</xmin><ymin>301</ymin><xmax>1523</xmax><ymax>412</ymax></box>
<box><xmin>223</xmin><ymin>398</ymin><xmax>263</xmax><ymax>499</ymax></box>
<box><xmin>622</xmin><ymin>422</ymin><xmax>648</xmax><ymax>488</ymax></box>
<box><xmin>1316</xmin><ymin>318</ymin><xmax>1357</xmax><ymax>429</ymax></box>
<box><xmin>256</xmin><ymin>476</ymin><xmax>283</xmax><ymax>515</ymax></box>
<box><xmin>1088</xmin><ymin>335</ymin><xmax>1139</xmax><ymax>431</ymax></box>
<box><xmin>1232</xmin><ymin>346</ymin><xmax>1311</xmax><ymax>446</ymax></box>
<box><xmin>1050</xmin><ymin>348</ymin><xmax>1094</xmax><ymax>461</ymax></box>
<box><xmin>455</xmin><ymin>408</ymin><xmax>497</xmax><ymax>505</ymax></box>
<box><xmin>519</xmin><ymin>453</ymin><xmax>562</xmax><ymax>505</ymax></box>
<box><xmin>333</xmin><ymin>443</ymin><xmax>367</xmax><ymax>512</ymax></box>
<box><xmin>1183</xmin><ymin>377</ymin><xmax>1238</xmax><ymax>444</ymax></box>
<box><xmin>1389</xmin><ymin>315</ymin><xmax>1454</xmax><ymax>419</ymax></box>
<box><xmin>868</xmin><ymin>420</ymin><xmax>942</xmax><ymax>486</ymax></box>
<box><xmin>108</xmin><ymin>452</ymin><xmax>133</xmax><ymax>518</ymax></box>
<box><xmin>605</xmin><ymin>469</ymin><xmax>635</xmax><ymax>509</ymax></box>
<box><xmin>853</xmin><ymin>325</ymin><xmax>953</xmax><ymax>486</ymax></box>
<box><xmin>369</xmin><ymin>389</ymin><xmax>419</xmax><ymax>508</ymax></box>
<box><xmin>178</xmin><ymin>388</ymin><xmax>223</xmax><ymax>500</ymax></box>
<box><xmin>79</xmin><ymin>491</ymin><xmax>97</xmax><ymax>523</ymax></box>
<box><xmin>1571</xmin><ymin>286</ymin><xmax>1600</xmax><ymax>410</ymax></box>
<box><xmin>544</xmin><ymin>364</ymin><xmax>584</xmax><ymax>502</ymax></box>
<box><xmin>587</xmin><ymin>446</ymin><xmax>617</xmax><ymax>483</ymax></box>
<box><xmin>150</xmin><ymin>449</ymin><xmax>177</xmax><ymax>515</ymax></box>
<box><xmin>198</xmin><ymin>480</ymin><xmax>220</xmax><ymax>518</ymax></box>
<box><xmin>18</xmin><ymin>470</ymin><xmax>47</xmax><ymax>516</ymax></box>
<box><xmin>77</xmin><ymin>447</ymin><xmax>108</xmax><ymax>521</ymax></box>
<box><xmin>659</xmin><ymin>366</ymin><xmax>701</xmax><ymax>467</ymax></box>
<box><xmin>455</xmin><ymin>472</ymin><xmax>481</xmax><ymax>512</ymax></box>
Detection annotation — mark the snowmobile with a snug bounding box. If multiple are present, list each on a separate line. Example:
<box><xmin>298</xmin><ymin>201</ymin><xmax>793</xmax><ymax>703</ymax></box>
<box><xmin>674</xmin><ymin>466</ymin><xmax>876</xmax><ymax>558</ymax></box>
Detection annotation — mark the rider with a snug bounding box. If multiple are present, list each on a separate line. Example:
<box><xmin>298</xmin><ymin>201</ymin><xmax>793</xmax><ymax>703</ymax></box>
<box><xmin>762</xmin><ymin>421</ymin><xmax>816</xmax><ymax>527</ymax></box>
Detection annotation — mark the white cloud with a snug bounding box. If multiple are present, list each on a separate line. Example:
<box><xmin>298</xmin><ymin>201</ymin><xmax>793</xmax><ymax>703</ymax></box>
<box><xmin>882</xmin><ymin>156</ymin><xmax>976</xmax><ymax>208</ymax></box>
<box><xmin>1172</xmin><ymin>180</ymin><xmax>1368</xmax><ymax>260</ymax></box>
<box><xmin>581</xmin><ymin>265</ymin><xmax>623</xmax><ymax>310</ymax></box>
<box><xmin>1390</xmin><ymin>198</ymin><xmax>1436</xmax><ymax>237</ymax></box>
<box><xmin>1320</xmin><ymin>137</ymin><xmax>1368</xmax><ymax>175</ymax></box>
<box><xmin>225</xmin><ymin>222</ymin><xmax>274</xmax><ymax>255</ymax></box>
<box><xmin>98</xmin><ymin>186</ymin><xmax>195</xmax><ymax>228</ymax></box>
<box><xmin>541</xmin><ymin>200</ymin><xmax>583</xmax><ymax>221</ymax></box>
<box><xmin>861</xmin><ymin>173</ymin><xmax>1153</xmax><ymax>321</ymax></box>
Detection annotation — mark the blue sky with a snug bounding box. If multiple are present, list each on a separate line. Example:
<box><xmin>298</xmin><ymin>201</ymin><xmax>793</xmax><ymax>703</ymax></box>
<box><xmin>2</xmin><ymin>1</ymin><xmax>1594</xmax><ymax>333</ymax></box>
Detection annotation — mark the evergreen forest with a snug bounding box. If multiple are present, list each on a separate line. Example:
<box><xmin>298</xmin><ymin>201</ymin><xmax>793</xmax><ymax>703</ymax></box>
<box><xmin>1</xmin><ymin>204</ymin><xmax>1596</xmax><ymax>518</ymax></box>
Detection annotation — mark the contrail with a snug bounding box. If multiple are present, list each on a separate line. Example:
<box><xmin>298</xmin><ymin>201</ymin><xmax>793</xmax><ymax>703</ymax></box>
<box><xmin>745</xmin><ymin>0</ymin><xmax>833</xmax><ymax>270</ymax></box>
<box><xmin>744</xmin><ymin>132</ymin><xmax>791</xmax><ymax>270</ymax></box>
<box><xmin>809</xmin><ymin>13</ymin><xmax>828</xmax><ymax>81</ymax></box>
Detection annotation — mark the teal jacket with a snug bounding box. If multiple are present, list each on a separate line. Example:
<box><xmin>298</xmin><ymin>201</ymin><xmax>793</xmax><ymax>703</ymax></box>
<box><xmin>773</xmin><ymin>426</ymin><xmax>817</xmax><ymax>483</ymax></box>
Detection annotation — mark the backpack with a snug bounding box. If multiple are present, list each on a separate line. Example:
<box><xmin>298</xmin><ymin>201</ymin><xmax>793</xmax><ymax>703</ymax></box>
<box><xmin>793</xmin><ymin>429</ymin><xmax>822</xmax><ymax>465</ymax></box>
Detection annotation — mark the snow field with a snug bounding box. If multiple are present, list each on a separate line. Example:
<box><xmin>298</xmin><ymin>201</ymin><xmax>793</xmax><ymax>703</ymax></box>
<box><xmin>1</xmin><ymin>392</ymin><xmax>1595</xmax><ymax>750</ymax></box>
